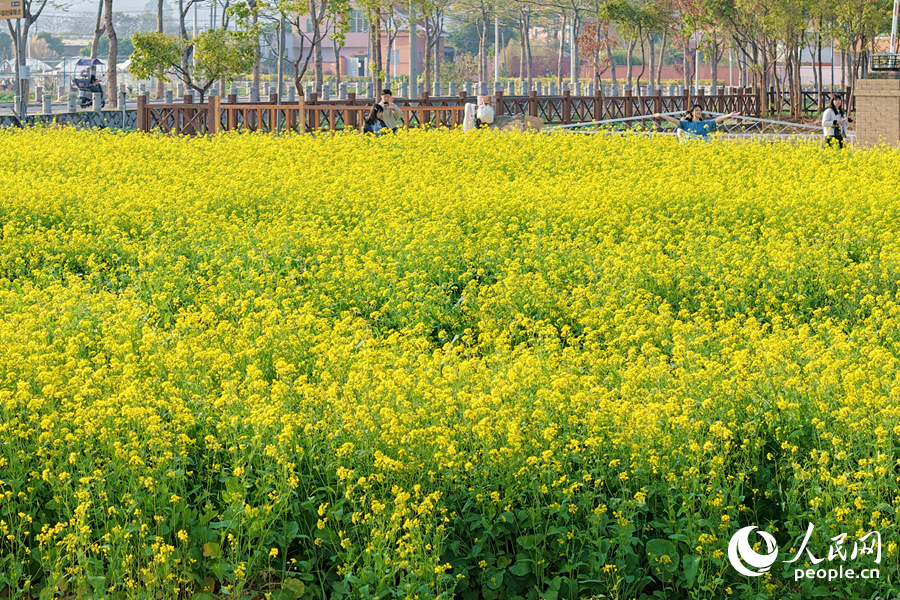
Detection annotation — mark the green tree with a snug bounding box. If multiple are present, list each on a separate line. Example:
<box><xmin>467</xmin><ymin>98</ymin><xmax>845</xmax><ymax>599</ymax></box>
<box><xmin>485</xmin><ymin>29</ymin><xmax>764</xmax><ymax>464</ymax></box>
<box><xmin>130</xmin><ymin>29</ymin><xmax>256</xmax><ymax>101</ymax></box>
<box><xmin>34</xmin><ymin>31</ymin><xmax>65</xmax><ymax>55</ymax></box>
<box><xmin>80</xmin><ymin>35</ymin><xmax>135</xmax><ymax>57</ymax></box>
<box><xmin>0</xmin><ymin>32</ymin><xmax>12</xmax><ymax>61</ymax></box>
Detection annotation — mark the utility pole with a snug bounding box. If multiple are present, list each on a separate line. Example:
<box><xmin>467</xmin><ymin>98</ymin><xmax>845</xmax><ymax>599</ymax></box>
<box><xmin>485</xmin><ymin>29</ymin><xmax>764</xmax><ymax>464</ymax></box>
<box><xmin>891</xmin><ymin>0</ymin><xmax>899</xmax><ymax>54</ymax></box>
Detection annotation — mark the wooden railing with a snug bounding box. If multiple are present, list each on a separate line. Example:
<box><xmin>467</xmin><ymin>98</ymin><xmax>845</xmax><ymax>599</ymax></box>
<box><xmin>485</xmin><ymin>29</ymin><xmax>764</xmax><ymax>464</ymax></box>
<box><xmin>137</xmin><ymin>87</ymin><xmax>777</xmax><ymax>134</ymax></box>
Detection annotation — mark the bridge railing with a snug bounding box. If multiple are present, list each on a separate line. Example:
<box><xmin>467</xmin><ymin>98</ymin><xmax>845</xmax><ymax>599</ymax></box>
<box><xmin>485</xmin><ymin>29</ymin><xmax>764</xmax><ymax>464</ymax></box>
<box><xmin>140</xmin><ymin>87</ymin><xmax>850</xmax><ymax>134</ymax></box>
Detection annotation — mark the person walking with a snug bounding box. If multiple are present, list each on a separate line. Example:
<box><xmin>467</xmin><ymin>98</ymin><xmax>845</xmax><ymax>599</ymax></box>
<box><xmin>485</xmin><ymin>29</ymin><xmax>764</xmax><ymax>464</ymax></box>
<box><xmin>364</xmin><ymin>104</ymin><xmax>388</xmax><ymax>136</ymax></box>
<box><xmin>822</xmin><ymin>94</ymin><xmax>851</xmax><ymax>148</ymax></box>
<box><xmin>462</xmin><ymin>102</ymin><xmax>477</xmax><ymax>132</ymax></box>
<box><xmin>652</xmin><ymin>105</ymin><xmax>740</xmax><ymax>140</ymax></box>
<box><xmin>379</xmin><ymin>89</ymin><xmax>404</xmax><ymax>132</ymax></box>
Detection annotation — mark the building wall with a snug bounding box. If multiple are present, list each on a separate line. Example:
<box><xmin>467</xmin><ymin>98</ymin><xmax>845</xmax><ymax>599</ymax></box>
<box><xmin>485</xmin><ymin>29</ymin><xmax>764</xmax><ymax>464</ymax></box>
<box><xmin>293</xmin><ymin>16</ymin><xmax>444</xmax><ymax>78</ymax></box>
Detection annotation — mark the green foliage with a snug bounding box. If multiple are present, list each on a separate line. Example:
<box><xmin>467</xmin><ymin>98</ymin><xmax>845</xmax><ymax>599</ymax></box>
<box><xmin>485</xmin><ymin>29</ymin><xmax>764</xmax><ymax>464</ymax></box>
<box><xmin>130</xmin><ymin>29</ymin><xmax>256</xmax><ymax>98</ymax></box>
<box><xmin>80</xmin><ymin>36</ymin><xmax>136</xmax><ymax>59</ymax></box>
<box><xmin>33</xmin><ymin>32</ymin><xmax>65</xmax><ymax>56</ymax></box>
<box><xmin>128</xmin><ymin>31</ymin><xmax>184</xmax><ymax>82</ymax></box>
<box><xmin>0</xmin><ymin>32</ymin><xmax>11</xmax><ymax>59</ymax></box>
<box><xmin>192</xmin><ymin>28</ymin><xmax>257</xmax><ymax>89</ymax></box>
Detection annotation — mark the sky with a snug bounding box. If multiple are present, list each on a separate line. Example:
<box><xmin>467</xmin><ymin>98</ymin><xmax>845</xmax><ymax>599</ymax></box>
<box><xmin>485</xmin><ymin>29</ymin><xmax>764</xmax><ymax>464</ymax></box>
<box><xmin>43</xmin><ymin>0</ymin><xmax>171</xmax><ymax>17</ymax></box>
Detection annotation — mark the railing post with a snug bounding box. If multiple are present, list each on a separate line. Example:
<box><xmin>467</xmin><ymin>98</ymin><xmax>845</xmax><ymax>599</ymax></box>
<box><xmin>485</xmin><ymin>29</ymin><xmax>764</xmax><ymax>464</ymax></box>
<box><xmin>756</xmin><ymin>86</ymin><xmax>763</xmax><ymax>118</ymax></box>
<box><xmin>562</xmin><ymin>89</ymin><xmax>571</xmax><ymax>123</ymax></box>
<box><xmin>298</xmin><ymin>89</ymin><xmax>306</xmax><ymax>133</ymax></box>
<box><xmin>137</xmin><ymin>93</ymin><xmax>146</xmax><ymax>131</ymax></box>
<box><xmin>717</xmin><ymin>86</ymin><xmax>725</xmax><ymax>112</ymax></box>
<box><xmin>529</xmin><ymin>90</ymin><xmax>538</xmax><ymax>117</ymax></box>
<box><xmin>495</xmin><ymin>89</ymin><xmax>504</xmax><ymax>116</ymax></box>
<box><xmin>310</xmin><ymin>92</ymin><xmax>320</xmax><ymax>130</ymax></box>
<box><xmin>653</xmin><ymin>87</ymin><xmax>662</xmax><ymax>115</ymax></box>
<box><xmin>624</xmin><ymin>88</ymin><xmax>633</xmax><ymax>118</ymax></box>
<box><xmin>593</xmin><ymin>84</ymin><xmax>602</xmax><ymax>121</ymax></box>
<box><xmin>208</xmin><ymin>95</ymin><xmax>219</xmax><ymax>135</ymax></box>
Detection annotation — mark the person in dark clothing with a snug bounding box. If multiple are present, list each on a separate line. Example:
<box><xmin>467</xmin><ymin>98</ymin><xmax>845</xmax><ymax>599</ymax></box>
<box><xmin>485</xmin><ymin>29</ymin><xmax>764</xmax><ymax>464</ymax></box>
<box><xmin>363</xmin><ymin>104</ymin><xmax>388</xmax><ymax>136</ymax></box>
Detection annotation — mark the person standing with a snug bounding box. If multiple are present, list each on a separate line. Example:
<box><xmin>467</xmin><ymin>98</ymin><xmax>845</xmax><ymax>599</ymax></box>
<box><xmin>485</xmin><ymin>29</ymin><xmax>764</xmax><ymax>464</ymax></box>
<box><xmin>653</xmin><ymin>105</ymin><xmax>740</xmax><ymax>140</ymax></box>
<box><xmin>822</xmin><ymin>94</ymin><xmax>851</xmax><ymax>148</ymax></box>
<box><xmin>379</xmin><ymin>89</ymin><xmax>404</xmax><ymax>132</ymax></box>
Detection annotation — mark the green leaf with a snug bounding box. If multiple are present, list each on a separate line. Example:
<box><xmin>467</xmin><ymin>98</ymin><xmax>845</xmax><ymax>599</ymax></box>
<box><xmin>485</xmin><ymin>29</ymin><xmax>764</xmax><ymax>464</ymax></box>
<box><xmin>282</xmin><ymin>578</ymin><xmax>306</xmax><ymax>600</ymax></box>
<box><xmin>646</xmin><ymin>538</ymin><xmax>679</xmax><ymax>570</ymax></box>
<box><xmin>683</xmin><ymin>555</ymin><xmax>698</xmax><ymax>587</ymax></box>
<box><xmin>509</xmin><ymin>559</ymin><xmax>531</xmax><ymax>577</ymax></box>
<box><xmin>88</xmin><ymin>576</ymin><xmax>106</xmax><ymax>591</ymax></box>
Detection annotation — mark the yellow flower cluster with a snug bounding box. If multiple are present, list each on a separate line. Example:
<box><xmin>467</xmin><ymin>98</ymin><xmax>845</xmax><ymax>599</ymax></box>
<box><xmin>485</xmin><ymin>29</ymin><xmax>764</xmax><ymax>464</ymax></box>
<box><xmin>0</xmin><ymin>127</ymin><xmax>897</xmax><ymax>599</ymax></box>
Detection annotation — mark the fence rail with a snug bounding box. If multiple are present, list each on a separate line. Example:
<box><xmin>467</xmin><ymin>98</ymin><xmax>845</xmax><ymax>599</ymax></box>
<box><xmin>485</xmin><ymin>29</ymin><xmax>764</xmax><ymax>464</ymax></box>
<box><xmin>137</xmin><ymin>87</ymin><xmax>853</xmax><ymax>135</ymax></box>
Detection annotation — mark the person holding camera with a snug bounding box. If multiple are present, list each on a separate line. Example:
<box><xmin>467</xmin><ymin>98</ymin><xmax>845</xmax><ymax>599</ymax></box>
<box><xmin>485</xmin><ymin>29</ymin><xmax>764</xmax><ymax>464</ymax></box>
<box><xmin>822</xmin><ymin>94</ymin><xmax>851</xmax><ymax>148</ymax></box>
<box><xmin>379</xmin><ymin>89</ymin><xmax>404</xmax><ymax>133</ymax></box>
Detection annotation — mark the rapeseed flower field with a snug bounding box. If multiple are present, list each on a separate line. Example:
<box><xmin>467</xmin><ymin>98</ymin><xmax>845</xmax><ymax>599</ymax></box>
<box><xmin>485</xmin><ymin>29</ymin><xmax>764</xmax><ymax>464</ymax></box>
<box><xmin>0</xmin><ymin>127</ymin><xmax>898</xmax><ymax>600</ymax></box>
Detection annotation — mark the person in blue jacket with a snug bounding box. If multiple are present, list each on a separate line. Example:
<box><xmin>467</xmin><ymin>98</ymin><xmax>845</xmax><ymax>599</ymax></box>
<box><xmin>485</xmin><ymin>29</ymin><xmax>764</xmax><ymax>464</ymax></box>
<box><xmin>653</xmin><ymin>104</ymin><xmax>741</xmax><ymax>139</ymax></box>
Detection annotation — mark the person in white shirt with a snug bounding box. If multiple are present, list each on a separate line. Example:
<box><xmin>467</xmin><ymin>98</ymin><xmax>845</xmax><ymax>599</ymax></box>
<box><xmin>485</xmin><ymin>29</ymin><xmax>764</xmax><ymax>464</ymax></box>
<box><xmin>822</xmin><ymin>94</ymin><xmax>851</xmax><ymax>149</ymax></box>
<box><xmin>462</xmin><ymin>102</ymin><xmax>477</xmax><ymax>132</ymax></box>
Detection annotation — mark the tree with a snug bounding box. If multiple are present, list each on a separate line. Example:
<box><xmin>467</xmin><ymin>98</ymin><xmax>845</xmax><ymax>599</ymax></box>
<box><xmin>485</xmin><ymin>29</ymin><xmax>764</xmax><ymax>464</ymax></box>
<box><xmin>6</xmin><ymin>0</ymin><xmax>53</xmax><ymax>116</ymax></box>
<box><xmin>0</xmin><ymin>32</ymin><xmax>11</xmax><ymax>61</ymax></box>
<box><xmin>130</xmin><ymin>29</ymin><xmax>256</xmax><ymax>101</ymax></box>
<box><xmin>105</xmin><ymin>0</ymin><xmax>119</xmax><ymax>107</ymax></box>
<box><xmin>34</xmin><ymin>31</ymin><xmax>65</xmax><ymax>56</ymax></box>
<box><xmin>80</xmin><ymin>35</ymin><xmax>135</xmax><ymax>57</ymax></box>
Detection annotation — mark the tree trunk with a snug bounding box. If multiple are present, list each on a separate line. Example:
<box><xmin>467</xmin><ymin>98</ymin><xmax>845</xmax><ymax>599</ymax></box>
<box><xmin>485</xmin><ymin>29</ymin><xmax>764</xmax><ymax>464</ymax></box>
<box><xmin>312</xmin><ymin>0</ymin><xmax>323</xmax><ymax>93</ymax></box>
<box><xmin>478</xmin><ymin>19</ymin><xmax>486</xmax><ymax>82</ymax></box>
<box><xmin>656</xmin><ymin>30</ymin><xmax>667</xmax><ymax>84</ymax></box>
<box><xmin>332</xmin><ymin>29</ymin><xmax>341</xmax><ymax>87</ymax></box>
<box><xmin>524</xmin><ymin>11</ymin><xmax>532</xmax><ymax>88</ymax></box>
<box><xmin>626</xmin><ymin>38</ymin><xmax>635</xmax><ymax>87</ymax></box>
<box><xmin>710</xmin><ymin>31</ymin><xmax>718</xmax><ymax>89</ymax></box>
<box><xmin>373</xmin><ymin>5</ymin><xmax>382</xmax><ymax>92</ymax></box>
<box><xmin>434</xmin><ymin>11</ymin><xmax>443</xmax><ymax>87</ymax></box>
<box><xmin>251</xmin><ymin>4</ymin><xmax>260</xmax><ymax>89</ymax></box>
<box><xmin>607</xmin><ymin>41</ymin><xmax>617</xmax><ymax>85</ymax></box>
<box><xmin>424</xmin><ymin>14</ymin><xmax>432</xmax><ymax>90</ymax></box>
<box><xmin>279</xmin><ymin>18</ymin><xmax>288</xmax><ymax>100</ymax></box>
<box><xmin>104</xmin><ymin>0</ymin><xmax>117</xmax><ymax>107</ymax></box>
<box><xmin>649</xmin><ymin>35</ymin><xmax>655</xmax><ymax>87</ymax></box>
<box><xmin>556</xmin><ymin>15</ymin><xmax>566</xmax><ymax>88</ymax></box>
<box><xmin>91</xmin><ymin>0</ymin><xmax>104</xmax><ymax>60</ymax></box>
<box><xmin>156</xmin><ymin>0</ymin><xmax>165</xmax><ymax>98</ymax></box>
<box><xmin>682</xmin><ymin>39</ymin><xmax>689</xmax><ymax>89</ymax></box>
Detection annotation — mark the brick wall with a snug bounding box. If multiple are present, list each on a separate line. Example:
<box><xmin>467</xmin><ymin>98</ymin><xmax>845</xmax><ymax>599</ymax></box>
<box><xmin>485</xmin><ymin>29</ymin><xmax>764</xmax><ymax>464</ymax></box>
<box><xmin>854</xmin><ymin>78</ymin><xmax>900</xmax><ymax>148</ymax></box>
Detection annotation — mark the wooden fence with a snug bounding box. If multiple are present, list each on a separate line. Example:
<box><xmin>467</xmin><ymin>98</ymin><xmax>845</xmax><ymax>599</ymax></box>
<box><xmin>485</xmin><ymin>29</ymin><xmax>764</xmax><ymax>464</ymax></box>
<box><xmin>136</xmin><ymin>86</ymin><xmax>852</xmax><ymax>134</ymax></box>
